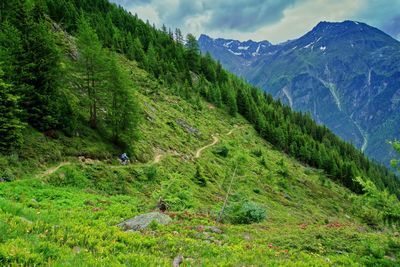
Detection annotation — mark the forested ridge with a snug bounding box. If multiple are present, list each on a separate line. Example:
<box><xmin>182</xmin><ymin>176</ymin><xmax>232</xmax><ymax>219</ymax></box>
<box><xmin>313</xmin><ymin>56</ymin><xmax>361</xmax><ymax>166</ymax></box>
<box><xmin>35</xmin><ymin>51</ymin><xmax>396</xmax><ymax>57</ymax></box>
<box><xmin>0</xmin><ymin>0</ymin><xmax>399</xmax><ymax>196</ymax></box>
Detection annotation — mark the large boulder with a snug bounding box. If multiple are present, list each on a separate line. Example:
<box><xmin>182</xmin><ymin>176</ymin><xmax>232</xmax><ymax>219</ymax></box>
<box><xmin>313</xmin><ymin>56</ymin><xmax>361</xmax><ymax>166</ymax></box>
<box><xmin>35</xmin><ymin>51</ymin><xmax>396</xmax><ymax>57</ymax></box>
<box><xmin>117</xmin><ymin>212</ymin><xmax>172</xmax><ymax>231</ymax></box>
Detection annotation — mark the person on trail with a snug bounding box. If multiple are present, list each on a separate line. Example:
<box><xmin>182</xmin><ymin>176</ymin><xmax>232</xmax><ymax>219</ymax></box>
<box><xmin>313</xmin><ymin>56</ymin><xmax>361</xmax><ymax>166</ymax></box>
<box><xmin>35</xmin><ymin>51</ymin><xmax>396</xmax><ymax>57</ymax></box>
<box><xmin>119</xmin><ymin>153</ymin><xmax>129</xmax><ymax>165</ymax></box>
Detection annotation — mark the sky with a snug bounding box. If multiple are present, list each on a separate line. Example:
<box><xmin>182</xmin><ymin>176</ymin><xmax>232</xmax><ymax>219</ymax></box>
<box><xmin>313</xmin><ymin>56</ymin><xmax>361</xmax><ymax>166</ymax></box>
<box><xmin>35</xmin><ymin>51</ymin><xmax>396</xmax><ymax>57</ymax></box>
<box><xmin>110</xmin><ymin>0</ymin><xmax>400</xmax><ymax>43</ymax></box>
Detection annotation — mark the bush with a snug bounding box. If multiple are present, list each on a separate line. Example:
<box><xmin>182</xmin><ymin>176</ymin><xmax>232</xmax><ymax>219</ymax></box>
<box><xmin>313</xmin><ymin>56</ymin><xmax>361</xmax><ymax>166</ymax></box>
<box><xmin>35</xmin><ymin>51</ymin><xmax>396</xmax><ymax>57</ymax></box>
<box><xmin>277</xmin><ymin>159</ymin><xmax>289</xmax><ymax>178</ymax></box>
<box><xmin>144</xmin><ymin>165</ymin><xmax>157</xmax><ymax>181</ymax></box>
<box><xmin>253</xmin><ymin>188</ymin><xmax>261</xmax><ymax>194</ymax></box>
<box><xmin>360</xmin><ymin>207</ymin><xmax>382</xmax><ymax>228</ymax></box>
<box><xmin>153</xmin><ymin>174</ymin><xmax>194</xmax><ymax>211</ymax></box>
<box><xmin>213</xmin><ymin>146</ymin><xmax>229</xmax><ymax>157</ymax></box>
<box><xmin>260</xmin><ymin>157</ymin><xmax>267</xmax><ymax>168</ymax></box>
<box><xmin>193</xmin><ymin>165</ymin><xmax>207</xmax><ymax>187</ymax></box>
<box><xmin>252</xmin><ymin>149</ymin><xmax>262</xmax><ymax>157</ymax></box>
<box><xmin>46</xmin><ymin>165</ymin><xmax>89</xmax><ymax>188</ymax></box>
<box><xmin>225</xmin><ymin>200</ymin><xmax>266</xmax><ymax>224</ymax></box>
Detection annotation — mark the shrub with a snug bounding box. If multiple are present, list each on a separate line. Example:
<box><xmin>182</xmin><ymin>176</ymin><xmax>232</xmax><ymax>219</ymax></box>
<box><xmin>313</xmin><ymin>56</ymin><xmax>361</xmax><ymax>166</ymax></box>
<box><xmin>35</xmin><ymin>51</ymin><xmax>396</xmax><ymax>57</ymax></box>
<box><xmin>225</xmin><ymin>200</ymin><xmax>266</xmax><ymax>224</ymax></box>
<box><xmin>360</xmin><ymin>207</ymin><xmax>382</xmax><ymax>228</ymax></box>
<box><xmin>144</xmin><ymin>165</ymin><xmax>157</xmax><ymax>181</ymax></box>
<box><xmin>153</xmin><ymin>174</ymin><xmax>194</xmax><ymax>211</ymax></box>
<box><xmin>193</xmin><ymin>165</ymin><xmax>207</xmax><ymax>187</ymax></box>
<box><xmin>253</xmin><ymin>188</ymin><xmax>261</xmax><ymax>194</ymax></box>
<box><xmin>252</xmin><ymin>149</ymin><xmax>262</xmax><ymax>157</ymax></box>
<box><xmin>260</xmin><ymin>157</ymin><xmax>267</xmax><ymax>168</ymax></box>
<box><xmin>277</xmin><ymin>159</ymin><xmax>289</xmax><ymax>178</ymax></box>
<box><xmin>213</xmin><ymin>146</ymin><xmax>229</xmax><ymax>157</ymax></box>
<box><xmin>46</xmin><ymin>165</ymin><xmax>89</xmax><ymax>188</ymax></box>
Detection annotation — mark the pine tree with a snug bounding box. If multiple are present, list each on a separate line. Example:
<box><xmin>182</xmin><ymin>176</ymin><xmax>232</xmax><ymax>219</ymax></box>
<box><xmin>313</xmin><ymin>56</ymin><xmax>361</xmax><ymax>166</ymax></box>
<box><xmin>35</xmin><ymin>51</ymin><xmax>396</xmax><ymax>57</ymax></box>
<box><xmin>146</xmin><ymin>42</ymin><xmax>159</xmax><ymax>77</ymax></box>
<box><xmin>185</xmin><ymin>34</ymin><xmax>200</xmax><ymax>73</ymax></box>
<box><xmin>24</xmin><ymin>19</ymin><xmax>64</xmax><ymax>130</ymax></box>
<box><xmin>174</xmin><ymin>28</ymin><xmax>183</xmax><ymax>44</ymax></box>
<box><xmin>226</xmin><ymin>89</ymin><xmax>238</xmax><ymax>116</ymax></box>
<box><xmin>104</xmin><ymin>54</ymin><xmax>140</xmax><ymax>151</ymax></box>
<box><xmin>0</xmin><ymin>68</ymin><xmax>24</xmax><ymax>152</ymax></box>
<box><xmin>0</xmin><ymin>21</ymin><xmax>23</xmax><ymax>84</ymax></box>
<box><xmin>75</xmin><ymin>16</ymin><xmax>107</xmax><ymax>129</ymax></box>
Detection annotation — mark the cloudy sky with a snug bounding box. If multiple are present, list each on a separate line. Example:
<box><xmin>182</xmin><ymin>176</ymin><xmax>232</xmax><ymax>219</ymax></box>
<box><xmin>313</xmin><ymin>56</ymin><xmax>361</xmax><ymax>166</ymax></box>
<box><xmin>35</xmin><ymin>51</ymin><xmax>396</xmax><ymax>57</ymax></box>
<box><xmin>110</xmin><ymin>0</ymin><xmax>400</xmax><ymax>43</ymax></box>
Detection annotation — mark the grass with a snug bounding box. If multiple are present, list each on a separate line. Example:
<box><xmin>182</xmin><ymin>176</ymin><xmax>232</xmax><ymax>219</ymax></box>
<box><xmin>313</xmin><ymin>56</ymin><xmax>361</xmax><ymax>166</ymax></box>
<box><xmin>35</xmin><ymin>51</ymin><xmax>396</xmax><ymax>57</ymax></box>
<box><xmin>0</xmin><ymin>57</ymin><xmax>399</xmax><ymax>266</ymax></box>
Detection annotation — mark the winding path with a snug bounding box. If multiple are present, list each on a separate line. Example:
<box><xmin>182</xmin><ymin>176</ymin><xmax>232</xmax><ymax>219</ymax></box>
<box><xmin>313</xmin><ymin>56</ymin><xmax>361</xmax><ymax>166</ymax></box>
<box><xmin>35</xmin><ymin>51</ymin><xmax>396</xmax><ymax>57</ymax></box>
<box><xmin>40</xmin><ymin>162</ymin><xmax>70</xmax><ymax>177</ymax></box>
<box><xmin>195</xmin><ymin>135</ymin><xmax>219</xmax><ymax>159</ymax></box>
<box><xmin>38</xmin><ymin>125</ymin><xmax>242</xmax><ymax>174</ymax></box>
<box><xmin>153</xmin><ymin>154</ymin><xmax>163</xmax><ymax>164</ymax></box>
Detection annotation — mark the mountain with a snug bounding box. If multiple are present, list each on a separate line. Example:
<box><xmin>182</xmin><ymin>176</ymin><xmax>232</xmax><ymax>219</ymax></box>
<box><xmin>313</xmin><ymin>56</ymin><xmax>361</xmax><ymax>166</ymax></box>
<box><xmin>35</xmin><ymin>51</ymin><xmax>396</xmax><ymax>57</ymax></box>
<box><xmin>199</xmin><ymin>21</ymin><xmax>400</xmax><ymax>167</ymax></box>
<box><xmin>198</xmin><ymin>34</ymin><xmax>272</xmax><ymax>74</ymax></box>
<box><xmin>1</xmin><ymin>1</ymin><xmax>400</xmax><ymax>265</ymax></box>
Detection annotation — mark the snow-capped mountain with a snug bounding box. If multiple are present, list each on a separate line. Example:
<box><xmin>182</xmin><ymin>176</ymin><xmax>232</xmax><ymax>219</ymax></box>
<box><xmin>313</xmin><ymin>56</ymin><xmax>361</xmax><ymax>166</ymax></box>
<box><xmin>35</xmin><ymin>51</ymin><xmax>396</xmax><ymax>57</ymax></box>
<box><xmin>199</xmin><ymin>21</ymin><xmax>400</xmax><ymax>167</ymax></box>
<box><xmin>199</xmin><ymin>34</ymin><xmax>272</xmax><ymax>59</ymax></box>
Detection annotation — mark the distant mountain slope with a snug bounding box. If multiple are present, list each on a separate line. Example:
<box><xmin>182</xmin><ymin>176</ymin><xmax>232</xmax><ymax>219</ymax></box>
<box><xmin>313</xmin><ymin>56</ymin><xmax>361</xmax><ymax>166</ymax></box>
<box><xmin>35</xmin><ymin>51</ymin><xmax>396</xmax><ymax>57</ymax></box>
<box><xmin>199</xmin><ymin>21</ymin><xmax>400</xmax><ymax>166</ymax></box>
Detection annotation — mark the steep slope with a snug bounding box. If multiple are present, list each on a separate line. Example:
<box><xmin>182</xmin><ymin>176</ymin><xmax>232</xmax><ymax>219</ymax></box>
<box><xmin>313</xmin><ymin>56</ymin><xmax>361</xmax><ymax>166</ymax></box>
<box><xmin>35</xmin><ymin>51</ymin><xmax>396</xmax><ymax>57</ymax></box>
<box><xmin>0</xmin><ymin>2</ymin><xmax>400</xmax><ymax>265</ymax></box>
<box><xmin>199</xmin><ymin>21</ymin><xmax>400</xmax><ymax>166</ymax></box>
<box><xmin>1</xmin><ymin>57</ymin><xmax>399</xmax><ymax>266</ymax></box>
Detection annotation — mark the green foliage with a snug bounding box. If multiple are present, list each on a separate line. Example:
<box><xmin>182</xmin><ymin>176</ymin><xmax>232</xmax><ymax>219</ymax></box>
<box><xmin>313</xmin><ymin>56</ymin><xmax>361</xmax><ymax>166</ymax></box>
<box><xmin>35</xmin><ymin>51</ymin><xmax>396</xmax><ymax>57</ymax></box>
<box><xmin>193</xmin><ymin>165</ymin><xmax>207</xmax><ymax>187</ymax></box>
<box><xmin>0</xmin><ymin>69</ymin><xmax>24</xmax><ymax>152</ymax></box>
<box><xmin>38</xmin><ymin>0</ymin><xmax>400</xmax><ymax>196</ymax></box>
<box><xmin>144</xmin><ymin>165</ymin><xmax>157</xmax><ymax>181</ymax></box>
<box><xmin>73</xmin><ymin>17</ymin><xmax>140</xmax><ymax>151</ymax></box>
<box><xmin>153</xmin><ymin>174</ymin><xmax>194</xmax><ymax>211</ymax></box>
<box><xmin>0</xmin><ymin>2</ymin><xmax>399</xmax><ymax>265</ymax></box>
<box><xmin>104</xmin><ymin>54</ymin><xmax>140</xmax><ymax>151</ymax></box>
<box><xmin>390</xmin><ymin>141</ymin><xmax>400</xmax><ymax>170</ymax></box>
<box><xmin>75</xmin><ymin>15</ymin><xmax>106</xmax><ymax>129</ymax></box>
<box><xmin>225</xmin><ymin>200</ymin><xmax>266</xmax><ymax>224</ymax></box>
<box><xmin>46</xmin><ymin>165</ymin><xmax>89</xmax><ymax>188</ymax></box>
<box><xmin>277</xmin><ymin>159</ymin><xmax>289</xmax><ymax>178</ymax></box>
<box><xmin>353</xmin><ymin>176</ymin><xmax>400</xmax><ymax>227</ymax></box>
<box><xmin>213</xmin><ymin>145</ymin><xmax>229</xmax><ymax>157</ymax></box>
<box><xmin>251</xmin><ymin>149</ymin><xmax>263</xmax><ymax>157</ymax></box>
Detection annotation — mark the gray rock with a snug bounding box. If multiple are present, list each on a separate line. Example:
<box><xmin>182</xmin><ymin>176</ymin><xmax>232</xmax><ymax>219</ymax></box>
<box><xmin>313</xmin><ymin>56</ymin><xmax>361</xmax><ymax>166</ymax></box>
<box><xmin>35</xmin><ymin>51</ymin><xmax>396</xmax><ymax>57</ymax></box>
<box><xmin>173</xmin><ymin>255</ymin><xmax>184</xmax><ymax>267</ymax></box>
<box><xmin>117</xmin><ymin>212</ymin><xmax>172</xmax><ymax>231</ymax></box>
<box><xmin>205</xmin><ymin>226</ymin><xmax>223</xmax><ymax>234</ymax></box>
<box><xmin>176</xmin><ymin>119</ymin><xmax>201</xmax><ymax>137</ymax></box>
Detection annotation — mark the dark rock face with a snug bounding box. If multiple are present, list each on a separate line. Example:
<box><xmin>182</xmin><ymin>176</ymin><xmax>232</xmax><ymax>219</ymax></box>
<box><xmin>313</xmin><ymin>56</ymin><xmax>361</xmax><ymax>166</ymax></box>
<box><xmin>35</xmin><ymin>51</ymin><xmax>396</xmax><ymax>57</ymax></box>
<box><xmin>199</xmin><ymin>21</ymin><xmax>400</xmax><ymax>166</ymax></box>
<box><xmin>117</xmin><ymin>212</ymin><xmax>172</xmax><ymax>231</ymax></box>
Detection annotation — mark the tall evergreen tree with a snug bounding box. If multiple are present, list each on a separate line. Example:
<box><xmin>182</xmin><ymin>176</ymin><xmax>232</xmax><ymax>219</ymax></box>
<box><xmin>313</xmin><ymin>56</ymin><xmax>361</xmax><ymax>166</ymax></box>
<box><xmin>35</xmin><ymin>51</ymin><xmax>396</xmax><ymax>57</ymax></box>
<box><xmin>0</xmin><ymin>68</ymin><xmax>24</xmax><ymax>152</ymax></box>
<box><xmin>104</xmin><ymin>54</ymin><xmax>140</xmax><ymax>151</ymax></box>
<box><xmin>24</xmin><ymin>19</ymin><xmax>64</xmax><ymax>130</ymax></box>
<box><xmin>185</xmin><ymin>34</ymin><xmax>200</xmax><ymax>73</ymax></box>
<box><xmin>75</xmin><ymin>16</ymin><xmax>106</xmax><ymax>129</ymax></box>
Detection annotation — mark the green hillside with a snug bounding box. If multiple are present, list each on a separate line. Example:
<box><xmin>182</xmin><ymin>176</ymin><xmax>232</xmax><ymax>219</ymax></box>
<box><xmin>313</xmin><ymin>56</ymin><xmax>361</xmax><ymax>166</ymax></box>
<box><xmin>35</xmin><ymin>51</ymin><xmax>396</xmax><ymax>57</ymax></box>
<box><xmin>0</xmin><ymin>58</ymin><xmax>399</xmax><ymax>266</ymax></box>
<box><xmin>0</xmin><ymin>0</ymin><xmax>400</xmax><ymax>266</ymax></box>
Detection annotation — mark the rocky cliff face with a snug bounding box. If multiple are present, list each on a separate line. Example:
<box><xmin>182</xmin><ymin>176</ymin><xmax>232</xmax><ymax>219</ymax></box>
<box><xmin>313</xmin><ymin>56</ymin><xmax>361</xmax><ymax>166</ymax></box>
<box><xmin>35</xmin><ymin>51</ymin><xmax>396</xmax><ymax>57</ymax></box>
<box><xmin>199</xmin><ymin>21</ymin><xmax>400</xmax><ymax>166</ymax></box>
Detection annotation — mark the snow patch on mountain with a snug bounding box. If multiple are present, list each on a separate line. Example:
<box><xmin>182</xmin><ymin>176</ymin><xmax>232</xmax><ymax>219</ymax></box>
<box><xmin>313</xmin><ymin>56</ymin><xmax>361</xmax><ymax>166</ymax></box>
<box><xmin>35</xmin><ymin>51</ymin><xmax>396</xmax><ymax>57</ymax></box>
<box><xmin>228</xmin><ymin>49</ymin><xmax>242</xmax><ymax>56</ymax></box>
<box><xmin>223</xmin><ymin>41</ymin><xmax>233</xmax><ymax>48</ymax></box>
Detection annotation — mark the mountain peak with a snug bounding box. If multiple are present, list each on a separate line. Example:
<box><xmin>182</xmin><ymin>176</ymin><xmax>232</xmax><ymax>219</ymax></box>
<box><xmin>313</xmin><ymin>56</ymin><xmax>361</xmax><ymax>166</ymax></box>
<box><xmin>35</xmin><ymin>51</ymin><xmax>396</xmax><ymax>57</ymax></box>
<box><xmin>199</xmin><ymin>34</ymin><xmax>213</xmax><ymax>41</ymax></box>
<box><xmin>198</xmin><ymin>35</ymin><xmax>273</xmax><ymax>60</ymax></box>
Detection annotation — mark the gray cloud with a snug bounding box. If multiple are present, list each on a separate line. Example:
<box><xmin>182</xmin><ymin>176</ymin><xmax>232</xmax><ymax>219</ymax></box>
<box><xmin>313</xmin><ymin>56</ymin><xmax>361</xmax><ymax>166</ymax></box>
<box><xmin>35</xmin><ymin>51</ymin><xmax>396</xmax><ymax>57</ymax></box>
<box><xmin>155</xmin><ymin>0</ymin><xmax>206</xmax><ymax>26</ymax></box>
<box><xmin>381</xmin><ymin>15</ymin><xmax>400</xmax><ymax>40</ymax></box>
<box><xmin>110</xmin><ymin>0</ymin><xmax>146</xmax><ymax>8</ymax></box>
<box><xmin>111</xmin><ymin>0</ymin><xmax>297</xmax><ymax>31</ymax></box>
<box><xmin>354</xmin><ymin>0</ymin><xmax>400</xmax><ymax>40</ymax></box>
<box><xmin>203</xmin><ymin>0</ymin><xmax>297</xmax><ymax>31</ymax></box>
<box><xmin>109</xmin><ymin>0</ymin><xmax>400</xmax><ymax>42</ymax></box>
